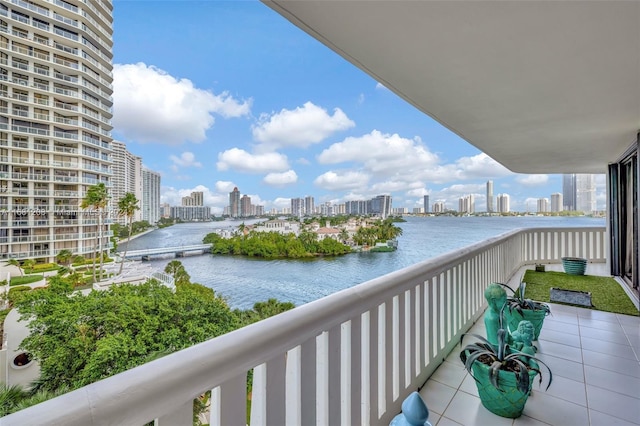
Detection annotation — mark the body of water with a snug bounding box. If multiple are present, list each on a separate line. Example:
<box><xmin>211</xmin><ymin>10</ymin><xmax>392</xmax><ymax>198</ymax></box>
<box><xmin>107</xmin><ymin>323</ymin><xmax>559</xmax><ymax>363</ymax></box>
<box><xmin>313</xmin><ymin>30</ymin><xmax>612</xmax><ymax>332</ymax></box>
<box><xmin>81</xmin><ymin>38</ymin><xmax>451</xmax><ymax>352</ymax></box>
<box><xmin>119</xmin><ymin>216</ymin><xmax>605</xmax><ymax>309</ymax></box>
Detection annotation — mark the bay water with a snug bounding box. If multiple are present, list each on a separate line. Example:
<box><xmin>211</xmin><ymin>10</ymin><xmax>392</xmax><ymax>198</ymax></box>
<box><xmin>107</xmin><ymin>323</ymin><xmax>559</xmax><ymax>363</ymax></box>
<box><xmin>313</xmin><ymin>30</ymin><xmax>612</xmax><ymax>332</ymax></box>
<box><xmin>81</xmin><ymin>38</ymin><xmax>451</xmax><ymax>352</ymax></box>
<box><xmin>119</xmin><ymin>216</ymin><xmax>604</xmax><ymax>309</ymax></box>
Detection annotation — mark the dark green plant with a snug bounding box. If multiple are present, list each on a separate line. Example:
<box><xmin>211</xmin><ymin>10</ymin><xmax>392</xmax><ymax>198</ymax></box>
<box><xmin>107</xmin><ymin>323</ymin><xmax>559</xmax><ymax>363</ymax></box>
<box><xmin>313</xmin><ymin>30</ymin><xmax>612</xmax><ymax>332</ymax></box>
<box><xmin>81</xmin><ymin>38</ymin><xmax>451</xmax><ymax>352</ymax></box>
<box><xmin>459</xmin><ymin>329</ymin><xmax>552</xmax><ymax>394</ymax></box>
<box><xmin>496</xmin><ymin>281</ymin><xmax>551</xmax><ymax>319</ymax></box>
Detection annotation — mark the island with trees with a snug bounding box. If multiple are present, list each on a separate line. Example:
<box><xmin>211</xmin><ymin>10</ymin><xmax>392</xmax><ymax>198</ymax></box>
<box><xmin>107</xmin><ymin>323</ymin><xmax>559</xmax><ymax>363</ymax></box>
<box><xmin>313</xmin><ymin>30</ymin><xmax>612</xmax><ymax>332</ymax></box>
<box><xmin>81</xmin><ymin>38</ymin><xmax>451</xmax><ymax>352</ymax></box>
<box><xmin>202</xmin><ymin>217</ymin><xmax>403</xmax><ymax>259</ymax></box>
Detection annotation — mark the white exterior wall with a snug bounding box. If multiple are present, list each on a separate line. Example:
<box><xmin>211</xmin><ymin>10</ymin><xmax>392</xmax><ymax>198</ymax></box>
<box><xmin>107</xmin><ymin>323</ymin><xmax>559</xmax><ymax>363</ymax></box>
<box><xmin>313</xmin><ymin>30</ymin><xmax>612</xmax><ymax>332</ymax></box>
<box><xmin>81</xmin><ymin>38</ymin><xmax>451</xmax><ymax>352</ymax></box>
<box><xmin>0</xmin><ymin>0</ymin><xmax>114</xmax><ymax>261</ymax></box>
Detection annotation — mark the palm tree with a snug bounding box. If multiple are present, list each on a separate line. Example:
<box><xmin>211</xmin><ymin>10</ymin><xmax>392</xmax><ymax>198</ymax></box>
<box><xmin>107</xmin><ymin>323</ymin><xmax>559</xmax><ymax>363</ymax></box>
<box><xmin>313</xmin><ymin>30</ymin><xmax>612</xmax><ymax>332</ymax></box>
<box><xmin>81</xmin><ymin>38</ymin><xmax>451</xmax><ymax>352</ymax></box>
<box><xmin>81</xmin><ymin>183</ymin><xmax>109</xmax><ymax>283</ymax></box>
<box><xmin>5</xmin><ymin>259</ymin><xmax>23</xmax><ymax>277</ymax></box>
<box><xmin>164</xmin><ymin>260</ymin><xmax>190</xmax><ymax>285</ymax></box>
<box><xmin>22</xmin><ymin>259</ymin><xmax>36</xmax><ymax>274</ymax></box>
<box><xmin>55</xmin><ymin>249</ymin><xmax>73</xmax><ymax>267</ymax></box>
<box><xmin>117</xmin><ymin>192</ymin><xmax>140</xmax><ymax>275</ymax></box>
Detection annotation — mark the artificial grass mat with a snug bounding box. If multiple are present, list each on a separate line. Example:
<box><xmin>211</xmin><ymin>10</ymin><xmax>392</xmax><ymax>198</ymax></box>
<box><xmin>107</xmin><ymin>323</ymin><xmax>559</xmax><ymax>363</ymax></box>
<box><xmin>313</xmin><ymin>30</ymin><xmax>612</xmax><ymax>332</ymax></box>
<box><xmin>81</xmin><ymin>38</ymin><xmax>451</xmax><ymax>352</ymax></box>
<box><xmin>522</xmin><ymin>270</ymin><xmax>639</xmax><ymax>316</ymax></box>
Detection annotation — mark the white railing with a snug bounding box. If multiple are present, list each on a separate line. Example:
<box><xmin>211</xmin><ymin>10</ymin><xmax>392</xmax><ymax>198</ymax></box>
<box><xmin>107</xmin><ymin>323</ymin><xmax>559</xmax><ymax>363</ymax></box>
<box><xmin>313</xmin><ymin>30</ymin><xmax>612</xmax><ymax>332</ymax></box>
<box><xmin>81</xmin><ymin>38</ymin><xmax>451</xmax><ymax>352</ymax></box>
<box><xmin>0</xmin><ymin>226</ymin><xmax>607</xmax><ymax>426</ymax></box>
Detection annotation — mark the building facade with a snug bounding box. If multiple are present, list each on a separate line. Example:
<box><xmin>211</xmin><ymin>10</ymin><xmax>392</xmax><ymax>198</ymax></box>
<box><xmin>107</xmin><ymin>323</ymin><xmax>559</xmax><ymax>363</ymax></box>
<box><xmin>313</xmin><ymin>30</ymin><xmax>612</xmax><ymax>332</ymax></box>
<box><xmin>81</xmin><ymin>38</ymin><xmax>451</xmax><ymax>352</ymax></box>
<box><xmin>496</xmin><ymin>194</ymin><xmax>510</xmax><ymax>213</ymax></box>
<box><xmin>550</xmin><ymin>192</ymin><xmax>563</xmax><ymax>212</ymax></box>
<box><xmin>111</xmin><ymin>141</ymin><xmax>142</xmax><ymax>224</ymax></box>
<box><xmin>0</xmin><ymin>0</ymin><xmax>114</xmax><ymax>261</ymax></box>
<box><xmin>170</xmin><ymin>206</ymin><xmax>210</xmax><ymax>222</ymax></box>
<box><xmin>458</xmin><ymin>194</ymin><xmax>475</xmax><ymax>214</ymax></box>
<box><xmin>423</xmin><ymin>195</ymin><xmax>429</xmax><ymax>213</ymax></box>
<box><xmin>228</xmin><ymin>187</ymin><xmax>240</xmax><ymax>218</ymax></box>
<box><xmin>486</xmin><ymin>180</ymin><xmax>494</xmax><ymax>212</ymax></box>
<box><xmin>562</xmin><ymin>174</ymin><xmax>577</xmax><ymax>211</ymax></box>
<box><xmin>141</xmin><ymin>168</ymin><xmax>160</xmax><ymax>224</ymax></box>
<box><xmin>537</xmin><ymin>198</ymin><xmax>550</xmax><ymax>213</ymax></box>
<box><xmin>576</xmin><ymin>174</ymin><xmax>596</xmax><ymax>214</ymax></box>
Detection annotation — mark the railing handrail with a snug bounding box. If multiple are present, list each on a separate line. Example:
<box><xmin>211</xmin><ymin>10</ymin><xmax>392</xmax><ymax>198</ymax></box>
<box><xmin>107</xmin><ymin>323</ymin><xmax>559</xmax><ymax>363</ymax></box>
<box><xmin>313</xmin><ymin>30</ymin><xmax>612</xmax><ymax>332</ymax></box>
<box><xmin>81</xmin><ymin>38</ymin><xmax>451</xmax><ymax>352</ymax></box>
<box><xmin>1</xmin><ymin>226</ymin><xmax>607</xmax><ymax>426</ymax></box>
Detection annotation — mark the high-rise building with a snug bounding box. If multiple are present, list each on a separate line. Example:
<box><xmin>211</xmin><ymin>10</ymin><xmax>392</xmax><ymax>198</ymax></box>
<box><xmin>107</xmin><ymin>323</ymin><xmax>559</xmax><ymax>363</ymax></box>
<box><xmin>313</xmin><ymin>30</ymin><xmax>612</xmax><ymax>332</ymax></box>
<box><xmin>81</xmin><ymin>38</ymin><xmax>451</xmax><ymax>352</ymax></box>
<box><xmin>562</xmin><ymin>174</ymin><xmax>577</xmax><ymax>211</ymax></box>
<box><xmin>291</xmin><ymin>197</ymin><xmax>304</xmax><ymax>217</ymax></box>
<box><xmin>550</xmin><ymin>193</ymin><xmax>563</xmax><ymax>212</ymax></box>
<box><xmin>170</xmin><ymin>206</ymin><xmax>210</xmax><ymax>222</ymax></box>
<box><xmin>537</xmin><ymin>198</ymin><xmax>550</xmax><ymax>213</ymax></box>
<box><xmin>423</xmin><ymin>195</ymin><xmax>430</xmax><ymax>213</ymax></box>
<box><xmin>111</xmin><ymin>141</ymin><xmax>142</xmax><ymax>224</ymax></box>
<box><xmin>240</xmin><ymin>195</ymin><xmax>252</xmax><ymax>217</ymax></box>
<box><xmin>142</xmin><ymin>168</ymin><xmax>160</xmax><ymax>224</ymax></box>
<box><xmin>181</xmin><ymin>195</ymin><xmax>195</xmax><ymax>206</ymax></box>
<box><xmin>496</xmin><ymin>194</ymin><xmax>510</xmax><ymax>213</ymax></box>
<box><xmin>0</xmin><ymin>0</ymin><xmax>114</xmax><ymax>261</ymax></box>
<box><xmin>368</xmin><ymin>195</ymin><xmax>392</xmax><ymax>218</ymax></box>
<box><xmin>304</xmin><ymin>196</ymin><xmax>315</xmax><ymax>216</ymax></box>
<box><xmin>228</xmin><ymin>187</ymin><xmax>240</xmax><ymax>218</ymax></box>
<box><xmin>458</xmin><ymin>194</ymin><xmax>475</xmax><ymax>214</ymax></box>
<box><xmin>432</xmin><ymin>201</ymin><xmax>445</xmax><ymax>213</ymax></box>
<box><xmin>576</xmin><ymin>174</ymin><xmax>596</xmax><ymax>214</ymax></box>
<box><xmin>486</xmin><ymin>180</ymin><xmax>494</xmax><ymax>213</ymax></box>
<box><xmin>191</xmin><ymin>191</ymin><xmax>203</xmax><ymax>206</ymax></box>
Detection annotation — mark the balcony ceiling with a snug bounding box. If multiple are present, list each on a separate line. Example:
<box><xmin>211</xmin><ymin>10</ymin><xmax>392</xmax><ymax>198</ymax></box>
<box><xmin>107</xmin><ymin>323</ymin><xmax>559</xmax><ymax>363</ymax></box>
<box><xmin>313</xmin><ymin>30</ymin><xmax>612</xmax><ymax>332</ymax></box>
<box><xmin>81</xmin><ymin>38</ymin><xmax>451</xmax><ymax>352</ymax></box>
<box><xmin>263</xmin><ymin>1</ymin><xmax>640</xmax><ymax>173</ymax></box>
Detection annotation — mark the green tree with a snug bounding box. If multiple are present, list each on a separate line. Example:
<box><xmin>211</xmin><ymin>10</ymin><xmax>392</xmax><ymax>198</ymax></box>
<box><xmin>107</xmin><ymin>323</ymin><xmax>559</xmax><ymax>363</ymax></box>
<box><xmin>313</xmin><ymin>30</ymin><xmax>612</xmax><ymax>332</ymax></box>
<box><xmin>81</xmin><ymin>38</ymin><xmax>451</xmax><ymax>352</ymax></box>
<box><xmin>117</xmin><ymin>193</ymin><xmax>140</xmax><ymax>275</ymax></box>
<box><xmin>6</xmin><ymin>259</ymin><xmax>23</xmax><ymax>277</ymax></box>
<box><xmin>22</xmin><ymin>259</ymin><xmax>36</xmax><ymax>274</ymax></box>
<box><xmin>80</xmin><ymin>183</ymin><xmax>109</xmax><ymax>283</ymax></box>
<box><xmin>164</xmin><ymin>260</ymin><xmax>191</xmax><ymax>285</ymax></box>
<box><xmin>55</xmin><ymin>250</ymin><xmax>73</xmax><ymax>267</ymax></box>
<box><xmin>235</xmin><ymin>298</ymin><xmax>295</xmax><ymax>327</ymax></box>
<box><xmin>15</xmin><ymin>279</ymin><xmax>237</xmax><ymax>392</ymax></box>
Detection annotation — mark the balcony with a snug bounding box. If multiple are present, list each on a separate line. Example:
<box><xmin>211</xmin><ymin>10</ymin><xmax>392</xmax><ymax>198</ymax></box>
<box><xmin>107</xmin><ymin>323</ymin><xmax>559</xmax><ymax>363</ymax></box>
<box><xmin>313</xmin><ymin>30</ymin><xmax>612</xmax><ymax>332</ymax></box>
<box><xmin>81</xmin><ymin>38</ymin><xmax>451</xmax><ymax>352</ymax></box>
<box><xmin>4</xmin><ymin>226</ymin><xmax>637</xmax><ymax>426</ymax></box>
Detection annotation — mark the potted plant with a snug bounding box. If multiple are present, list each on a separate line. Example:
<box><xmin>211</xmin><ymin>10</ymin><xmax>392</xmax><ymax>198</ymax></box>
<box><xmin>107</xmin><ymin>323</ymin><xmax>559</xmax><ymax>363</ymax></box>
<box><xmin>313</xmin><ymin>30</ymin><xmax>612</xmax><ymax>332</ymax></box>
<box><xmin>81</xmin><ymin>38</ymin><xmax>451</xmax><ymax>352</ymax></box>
<box><xmin>460</xmin><ymin>327</ymin><xmax>552</xmax><ymax>418</ymax></box>
<box><xmin>497</xmin><ymin>281</ymin><xmax>551</xmax><ymax>340</ymax></box>
<box><xmin>561</xmin><ymin>256</ymin><xmax>587</xmax><ymax>275</ymax></box>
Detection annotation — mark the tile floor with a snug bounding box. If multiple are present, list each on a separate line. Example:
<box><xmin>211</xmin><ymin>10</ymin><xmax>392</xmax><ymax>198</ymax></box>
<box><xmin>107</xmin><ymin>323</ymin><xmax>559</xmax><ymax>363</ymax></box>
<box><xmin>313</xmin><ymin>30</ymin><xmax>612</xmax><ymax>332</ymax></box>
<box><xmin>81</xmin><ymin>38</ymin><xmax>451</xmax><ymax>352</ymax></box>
<box><xmin>419</xmin><ymin>265</ymin><xmax>640</xmax><ymax>426</ymax></box>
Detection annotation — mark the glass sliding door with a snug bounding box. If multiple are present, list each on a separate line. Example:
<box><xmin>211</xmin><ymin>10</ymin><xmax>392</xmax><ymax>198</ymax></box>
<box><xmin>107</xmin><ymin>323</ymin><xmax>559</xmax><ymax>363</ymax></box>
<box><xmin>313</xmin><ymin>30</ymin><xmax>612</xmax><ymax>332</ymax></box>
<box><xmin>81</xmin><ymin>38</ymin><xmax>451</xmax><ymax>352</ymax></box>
<box><xmin>609</xmin><ymin>138</ymin><xmax>638</xmax><ymax>292</ymax></box>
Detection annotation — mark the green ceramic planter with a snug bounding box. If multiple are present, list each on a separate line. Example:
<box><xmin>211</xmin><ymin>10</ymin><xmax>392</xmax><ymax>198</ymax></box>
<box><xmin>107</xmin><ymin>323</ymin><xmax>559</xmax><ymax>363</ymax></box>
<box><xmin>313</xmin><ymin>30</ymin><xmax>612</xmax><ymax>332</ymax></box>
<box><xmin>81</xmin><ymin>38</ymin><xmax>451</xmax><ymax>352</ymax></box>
<box><xmin>561</xmin><ymin>257</ymin><xmax>587</xmax><ymax>275</ymax></box>
<box><xmin>504</xmin><ymin>307</ymin><xmax>548</xmax><ymax>341</ymax></box>
<box><xmin>471</xmin><ymin>360</ymin><xmax>538</xmax><ymax>418</ymax></box>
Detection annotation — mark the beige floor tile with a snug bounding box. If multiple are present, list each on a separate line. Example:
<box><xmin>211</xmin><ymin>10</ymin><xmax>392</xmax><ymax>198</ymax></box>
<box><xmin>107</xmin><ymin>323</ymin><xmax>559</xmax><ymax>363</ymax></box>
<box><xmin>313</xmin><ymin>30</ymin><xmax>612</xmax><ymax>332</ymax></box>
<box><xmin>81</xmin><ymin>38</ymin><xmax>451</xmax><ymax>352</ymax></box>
<box><xmin>522</xmin><ymin>390</ymin><xmax>589</xmax><ymax>426</ymax></box>
<box><xmin>584</xmin><ymin>365</ymin><xmax>640</xmax><ymax>398</ymax></box>
<box><xmin>582</xmin><ymin>349</ymin><xmax>640</xmax><ymax>378</ymax></box>
<box><xmin>588</xmin><ymin>409</ymin><xmax>640</xmax><ymax>426</ymax></box>
<box><xmin>586</xmin><ymin>385</ymin><xmax>640</xmax><ymax>424</ymax></box>
<box><xmin>441</xmin><ymin>391</ymin><xmax>513</xmax><ymax>426</ymax></box>
<box><xmin>581</xmin><ymin>336</ymin><xmax>637</xmax><ymax>360</ymax></box>
<box><xmin>419</xmin><ymin>379</ymin><xmax>457</xmax><ymax>415</ymax></box>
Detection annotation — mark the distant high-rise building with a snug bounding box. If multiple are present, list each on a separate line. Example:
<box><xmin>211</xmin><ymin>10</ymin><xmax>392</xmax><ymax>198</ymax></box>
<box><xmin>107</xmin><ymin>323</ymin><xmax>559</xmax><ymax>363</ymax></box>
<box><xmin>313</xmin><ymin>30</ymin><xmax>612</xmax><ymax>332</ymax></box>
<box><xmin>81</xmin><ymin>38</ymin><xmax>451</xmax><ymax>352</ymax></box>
<box><xmin>562</xmin><ymin>174</ymin><xmax>577</xmax><ymax>211</ymax></box>
<box><xmin>537</xmin><ymin>198</ymin><xmax>550</xmax><ymax>213</ymax></box>
<box><xmin>486</xmin><ymin>180</ymin><xmax>494</xmax><ymax>213</ymax></box>
<box><xmin>433</xmin><ymin>201</ymin><xmax>446</xmax><ymax>213</ymax></box>
<box><xmin>551</xmin><ymin>193</ymin><xmax>563</xmax><ymax>212</ymax></box>
<box><xmin>229</xmin><ymin>187</ymin><xmax>241</xmax><ymax>218</ymax></box>
<box><xmin>423</xmin><ymin>195</ymin><xmax>430</xmax><ymax>213</ymax></box>
<box><xmin>304</xmin><ymin>196</ymin><xmax>315</xmax><ymax>216</ymax></box>
<box><xmin>576</xmin><ymin>174</ymin><xmax>596</xmax><ymax>213</ymax></box>
<box><xmin>497</xmin><ymin>194</ymin><xmax>510</xmax><ymax>213</ymax></box>
<box><xmin>240</xmin><ymin>195</ymin><xmax>252</xmax><ymax>217</ymax></box>
<box><xmin>111</xmin><ymin>141</ymin><xmax>143</xmax><ymax>224</ymax></box>
<box><xmin>291</xmin><ymin>197</ymin><xmax>304</xmax><ymax>217</ymax></box>
<box><xmin>458</xmin><ymin>194</ymin><xmax>475</xmax><ymax>214</ymax></box>
<box><xmin>181</xmin><ymin>196</ymin><xmax>195</xmax><ymax>206</ymax></box>
<box><xmin>369</xmin><ymin>195</ymin><xmax>392</xmax><ymax>218</ymax></box>
<box><xmin>142</xmin><ymin>168</ymin><xmax>161</xmax><ymax>224</ymax></box>
<box><xmin>170</xmin><ymin>206</ymin><xmax>211</xmax><ymax>221</ymax></box>
<box><xmin>161</xmin><ymin>203</ymin><xmax>172</xmax><ymax>218</ymax></box>
<box><xmin>191</xmin><ymin>191</ymin><xmax>204</xmax><ymax>206</ymax></box>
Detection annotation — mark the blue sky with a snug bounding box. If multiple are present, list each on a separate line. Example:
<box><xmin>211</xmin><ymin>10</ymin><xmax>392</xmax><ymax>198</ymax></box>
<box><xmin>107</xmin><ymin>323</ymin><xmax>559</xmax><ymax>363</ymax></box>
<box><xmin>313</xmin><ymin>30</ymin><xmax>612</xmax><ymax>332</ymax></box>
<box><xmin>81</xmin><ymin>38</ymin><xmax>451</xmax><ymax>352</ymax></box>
<box><xmin>111</xmin><ymin>1</ymin><xmax>605</xmax><ymax>214</ymax></box>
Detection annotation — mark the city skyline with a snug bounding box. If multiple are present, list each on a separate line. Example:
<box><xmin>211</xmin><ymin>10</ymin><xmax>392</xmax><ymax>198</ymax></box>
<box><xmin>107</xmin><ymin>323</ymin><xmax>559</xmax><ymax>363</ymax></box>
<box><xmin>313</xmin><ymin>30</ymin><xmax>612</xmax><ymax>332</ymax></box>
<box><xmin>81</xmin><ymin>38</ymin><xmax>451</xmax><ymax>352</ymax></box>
<box><xmin>110</xmin><ymin>2</ymin><xmax>607</xmax><ymax>215</ymax></box>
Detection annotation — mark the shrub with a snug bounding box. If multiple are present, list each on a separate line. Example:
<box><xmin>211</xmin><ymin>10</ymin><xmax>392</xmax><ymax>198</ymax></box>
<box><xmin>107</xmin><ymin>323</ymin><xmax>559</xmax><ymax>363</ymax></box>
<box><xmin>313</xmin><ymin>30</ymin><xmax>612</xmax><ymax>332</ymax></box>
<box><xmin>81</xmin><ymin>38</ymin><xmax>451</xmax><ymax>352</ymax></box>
<box><xmin>8</xmin><ymin>286</ymin><xmax>31</xmax><ymax>305</ymax></box>
<box><xmin>10</xmin><ymin>275</ymin><xmax>44</xmax><ymax>286</ymax></box>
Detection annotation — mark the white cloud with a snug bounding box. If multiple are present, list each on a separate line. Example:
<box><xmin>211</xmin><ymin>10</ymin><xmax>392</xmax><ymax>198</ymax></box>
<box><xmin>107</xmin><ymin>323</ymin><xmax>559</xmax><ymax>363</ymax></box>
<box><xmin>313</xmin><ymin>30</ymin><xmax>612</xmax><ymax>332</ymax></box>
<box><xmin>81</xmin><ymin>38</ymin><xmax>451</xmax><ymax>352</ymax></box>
<box><xmin>314</xmin><ymin>170</ymin><xmax>370</xmax><ymax>191</ymax></box>
<box><xmin>252</xmin><ymin>102</ymin><xmax>355</xmax><ymax>151</ymax></box>
<box><xmin>515</xmin><ymin>174</ymin><xmax>549</xmax><ymax>187</ymax></box>
<box><xmin>216</xmin><ymin>148</ymin><xmax>289</xmax><ymax>173</ymax></box>
<box><xmin>318</xmin><ymin>130</ymin><xmax>440</xmax><ymax>176</ymax></box>
<box><xmin>271</xmin><ymin>197</ymin><xmax>292</xmax><ymax>209</ymax></box>
<box><xmin>454</xmin><ymin>153</ymin><xmax>512</xmax><ymax>179</ymax></box>
<box><xmin>169</xmin><ymin>152</ymin><xmax>202</xmax><ymax>169</ymax></box>
<box><xmin>263</xmin><ymin>170</ymin><xmax>298</xmax><ymax>187</ymax></box>
<box><xmin>113</xmin><ymin>63</ymin><xmax>251</xmax><ymax>145</ymax></box>
<box><xmin>215</xmin><ymin>181</ymin><xmax>236</xmax><ymax>193</ymax></box>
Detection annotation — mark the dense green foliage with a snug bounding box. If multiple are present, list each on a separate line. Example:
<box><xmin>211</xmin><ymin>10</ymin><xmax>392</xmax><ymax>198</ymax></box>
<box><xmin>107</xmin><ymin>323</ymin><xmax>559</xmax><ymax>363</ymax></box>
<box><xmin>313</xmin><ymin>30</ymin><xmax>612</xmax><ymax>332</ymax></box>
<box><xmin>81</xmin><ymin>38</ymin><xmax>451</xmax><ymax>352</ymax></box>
<box><xmin>5</xmin><ymin>260</ymin><xmax>297</xmax><ymax>420</ymax></box>
<box><xmin>203</xmin><ymin>231</ymin><xmax>352</xmax><ymax>258</ymax></box>
<box><xmin>15</xmin><ymin>279</ymin><xmax>238</xmax><ymax>392</ymax></box>
<box><xmin>9</xmin><ymin>275</ymin><xmax>44</xmax><ymax>286</ymax></box>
